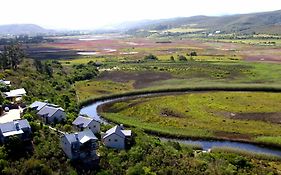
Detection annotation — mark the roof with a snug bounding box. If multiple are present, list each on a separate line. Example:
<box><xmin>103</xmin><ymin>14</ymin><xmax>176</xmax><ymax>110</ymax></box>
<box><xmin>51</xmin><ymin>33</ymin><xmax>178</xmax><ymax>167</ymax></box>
<box><xmin>37</xmin><ymin>105</ymin><xmax>64</xmax><ymax>118</ymax></box>
<box><xmin>0</xmin><ymin>119</ymin><xmax>31</xmax><ymax>137</ymax></box>
<box><xmin>64</xmin><ymin>130</ymin><xmax>97</xmax><ymax>144</ymax></box>
<box><xmin>103</xmin><ymin>125</ymin><xmax>131</xmax><ymax>139</ymax></box>
<box><xmin>4</xmin><ymin>88</ymin><xmax>26</xmax><ymax>98</ymax></box>
<box><xmin>29</xmin><ymin>101</ymin><xmax>47</xmax><ymax>111</ymax></box>
<box><xmin>72</xmin><ymin>116</ymin><xmax>98</xmax><ymax>128</ymax></box>
<box><xmin>0</xmin><ymin>80</ymin><xmax>11</xmax><ymax>86</ymax></box>
<box><xmin>121</xmin><ymin>130</ymin><xmax>132</xmax><ymax>137</ymax></box>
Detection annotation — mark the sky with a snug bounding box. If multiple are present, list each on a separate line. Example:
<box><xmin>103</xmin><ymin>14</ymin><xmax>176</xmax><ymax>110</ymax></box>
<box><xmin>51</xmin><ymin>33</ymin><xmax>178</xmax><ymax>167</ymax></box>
<box><xmin>0</xmin><ymin>0</ymin><xmax>281</xmax><ymax>30</ymax></box>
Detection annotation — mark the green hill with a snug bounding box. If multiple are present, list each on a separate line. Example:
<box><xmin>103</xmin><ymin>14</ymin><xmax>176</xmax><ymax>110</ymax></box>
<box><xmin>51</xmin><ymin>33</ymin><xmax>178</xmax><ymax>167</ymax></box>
<box><xmin>124</xmin><ymin>10</ymin><xmax>281</xmax><ymax>34</ymax></box>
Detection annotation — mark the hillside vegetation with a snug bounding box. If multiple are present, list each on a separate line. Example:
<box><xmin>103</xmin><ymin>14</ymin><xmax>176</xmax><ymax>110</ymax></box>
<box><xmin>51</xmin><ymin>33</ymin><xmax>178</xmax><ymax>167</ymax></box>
<box><xmin>126</xmin><ymin>10</ymin><xmax>281</xmax><ymax>34</ymax></box>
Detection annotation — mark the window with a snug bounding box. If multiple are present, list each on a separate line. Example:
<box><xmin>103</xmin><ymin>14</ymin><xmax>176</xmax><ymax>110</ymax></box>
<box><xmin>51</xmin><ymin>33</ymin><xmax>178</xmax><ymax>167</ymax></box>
<box><xmin>109</xmin><ymin>139</ymin><xmax>111</xmax><ymax>141</ymax></box>
<box><xmin>115</xmin><ymin>139</ymin><xmax>118</xmax><ymax>142</ymax></box>
<box><xmin>93</xmin><ymin>125</ymin><xmax>96</xmax><ymax>128</ymax></box>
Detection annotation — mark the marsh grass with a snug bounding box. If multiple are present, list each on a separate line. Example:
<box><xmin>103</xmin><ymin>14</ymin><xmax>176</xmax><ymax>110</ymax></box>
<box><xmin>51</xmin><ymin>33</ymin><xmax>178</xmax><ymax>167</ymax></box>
<box><xmin>211</xmin><ymin>147</ymin><xmax>281</xmax><ymax>161</ymax></box>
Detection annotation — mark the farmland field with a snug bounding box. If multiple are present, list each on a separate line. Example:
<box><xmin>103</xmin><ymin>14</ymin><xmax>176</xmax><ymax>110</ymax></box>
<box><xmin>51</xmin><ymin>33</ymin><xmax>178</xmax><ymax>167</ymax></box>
<box><xmin>99</xmin><ymin>92</ymin><xmax>281</xmax><ymax>147</ymax></box>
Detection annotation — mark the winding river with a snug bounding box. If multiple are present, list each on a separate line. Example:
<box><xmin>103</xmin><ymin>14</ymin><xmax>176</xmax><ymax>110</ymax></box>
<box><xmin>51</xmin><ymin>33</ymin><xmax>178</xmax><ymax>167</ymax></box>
<box><xmin>80</xmin><ymin>93</ymin><xmax>281</xmax><ymax>157</ymax></box>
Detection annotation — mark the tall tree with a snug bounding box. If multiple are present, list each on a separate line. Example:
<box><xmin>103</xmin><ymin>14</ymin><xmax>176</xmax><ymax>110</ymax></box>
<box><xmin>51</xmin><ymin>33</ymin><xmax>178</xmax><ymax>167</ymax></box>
<box><xmin>0</xmin><ymin>44</ymin><xmax>25</xmax><ymax>70</ymax></box>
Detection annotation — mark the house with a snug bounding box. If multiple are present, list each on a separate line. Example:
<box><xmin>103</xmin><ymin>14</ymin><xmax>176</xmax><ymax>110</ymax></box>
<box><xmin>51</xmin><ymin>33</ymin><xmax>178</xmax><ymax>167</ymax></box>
<box><xmin>29</xmin><ymin>101</ymin><xmax>48</xmax><ymax>111</ymax></box>
<box><xmin>0</xmin><ymin>119</ymin><xmax>32</xmax><ymax>143</ymax></box>
<box><xmin>4</xmin><ymin>88</ymin><xmax>26</xmax><ymax>98</ymax></box>
<box><xmin>0</xmin><ymin>80</ymin><xmax>11</xmax><ymax>86</ymax></box>
<box><xmin>215</xmin><ymin>30</ymin><xmax>221</xmax><ymax>34</ymax></box>
<box><xmin>102</xmin><ymin>125</ymin><xmax>132</xmax><ymax>149</ymax></box>
<box><xmin>61</xmin><ymin>130</ymin><xmax>99</xmax><ymax>160</ymax></box>
<box><xmin>37</xmin><ymin>105</ymin><xmax>66</xmax><ymax>124</ymax></box>
<box><xmin>4</xmin><ymin>88</ymin><xmax>26</xmax><ymax>102</ymax></box>
<box><xmin>72</xmin><ymin>115</ymin><xmax>100</xmax><ymax>134</ymax></box>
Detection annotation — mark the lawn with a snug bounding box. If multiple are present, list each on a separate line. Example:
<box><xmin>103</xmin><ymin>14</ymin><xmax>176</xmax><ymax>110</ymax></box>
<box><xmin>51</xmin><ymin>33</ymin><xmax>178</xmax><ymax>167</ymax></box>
<box><xmin>100</xmin><ymin>92</ymin><xmax>281</xmax><ymax>146</ymax></box>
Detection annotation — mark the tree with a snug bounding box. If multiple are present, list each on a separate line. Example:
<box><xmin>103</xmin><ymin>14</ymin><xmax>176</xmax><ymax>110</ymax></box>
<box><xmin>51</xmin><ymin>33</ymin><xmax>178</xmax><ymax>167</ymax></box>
<box><xmin>144</xmin><ymin>54</ymin><xmax>158</xmax><ymax>61</ymax></box>
<box><xmin>178</xmin><ymin>55</ymin><xmax>187</xmax><ymax>61</ymax></box>
<box><xmin>170</xmin><ymin>56</ymin><xmax>175</xmax><ymax>62</ymax></box>
<box><xmin>190</xmin><ymin>51</ymin><xmax>197</xmax><ymax>56</ymax></box>
<box><xmin>44</xmin><ymin>62</ymin><xmax>53</xmax><ymax>77</ymax></box>
<box><xmin>20</xmin><ymin>159</ymin><xmax>53</xmax><ymax>175</ymax></box>
<box><xmin>0</xmin><ymin>44</ymin><xmax>25</xmax><ymax>70</ymax></box>
<box><xmin>34</xmin><ymin>59</ymin><xmax>43</xmax><ymax>73</ymax></box>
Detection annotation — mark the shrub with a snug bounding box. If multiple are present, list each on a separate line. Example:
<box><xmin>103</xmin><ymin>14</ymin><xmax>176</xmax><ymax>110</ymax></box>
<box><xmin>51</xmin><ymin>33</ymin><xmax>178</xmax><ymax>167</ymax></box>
<box><xmin>144</xmin><ymin>54</ymin><xmax>158</xmax><ymax>61</ymax></box>
<box><xmin>178</xmin><ymin>55</ymin><xmax>187</xmax><ymax>61</ymax></box>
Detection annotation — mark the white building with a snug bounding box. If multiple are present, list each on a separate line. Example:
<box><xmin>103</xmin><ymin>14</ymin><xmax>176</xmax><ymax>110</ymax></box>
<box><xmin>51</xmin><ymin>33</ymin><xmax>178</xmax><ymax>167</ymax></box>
<box><xmin>0</xmin><ymin>80</ymin><xmax>11</xmax><ymax>86</ymax></box>
<box><xmin>37</xmin><ymin>105</ymin><xmax>66</xmax><ymax>124</ymax></box>
<box><xmin>102</xmin><ymin>125</ymin><xmax>132</xmax><ymax>149</ymax></box>
<box><xmin>4</xmin><ymin>88</ymin><xmax>26</xmax><ymax>102</ymax></box>
<box><xmin>61</xmin><ymin>130</ymin><xmax>98</xmax><ymax>160</ymax></box>
<box><xmin>72</xmin><ymin>115</ymin><xmax>100</xmax><ymax>134</ymax></box>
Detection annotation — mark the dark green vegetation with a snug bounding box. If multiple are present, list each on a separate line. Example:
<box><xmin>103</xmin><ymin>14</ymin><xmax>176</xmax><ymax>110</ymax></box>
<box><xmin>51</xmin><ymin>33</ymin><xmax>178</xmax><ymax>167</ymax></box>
<box><xmin>1</xmin><ymin>121</ymin><xmax>280</xmax><ymax>175</ymax></box>
<box><xmin>0</xmin><ymin>44</ymin><xmax>24</xmax><ymax>70</ymax></box>
<box><xmin>0</xmin><ymin>46</ymin><xmax>98</xmax><ymax>122</ymax></box>
<box><xmin>100</xmin><ymin>92</ymin><xmax>281</xmax><ymax>147</ymax></box>
<box><xmin>0</xmin><ymin>125</ymin><xmax>76</xmax><ymax>174</ymax></box>
<box><xmin>126</xmin><ymin>10</ymin><xmax>281</xmax><ymax>35</ymax></box>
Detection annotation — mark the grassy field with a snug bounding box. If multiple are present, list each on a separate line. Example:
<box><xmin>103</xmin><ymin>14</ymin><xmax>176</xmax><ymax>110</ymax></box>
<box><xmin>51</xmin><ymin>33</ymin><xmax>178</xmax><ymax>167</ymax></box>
<box><xmin>75</xmin><ymin>80</ymin><xmax>134</xmax><ymax>100</ymax></box>
<box><xmin>100</xmin><ymin>92</ymin><xmax>281</xmax><ymax>146</ymax></box>
<box><xmin>75</xmin><ymin>60</ymin><xmax>281</xmax><ymax>101</ymax></box>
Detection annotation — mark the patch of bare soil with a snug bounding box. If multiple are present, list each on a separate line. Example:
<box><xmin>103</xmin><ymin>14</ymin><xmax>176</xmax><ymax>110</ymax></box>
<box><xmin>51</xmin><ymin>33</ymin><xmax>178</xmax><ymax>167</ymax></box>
<box><xmin>97</xmin><ymin>71</ymin><xmax>173</xmax><ymax>89</ymax></box>
<box><xmin>232</xmin><ymin>112</ymin><xmax>281</xmax><ymax>124</ymax></box>
<box><xmin>160</xmin><ymin>108</ymin><xmax>184</xmax><ymax>118</ymax></box>
<box><xmin>221</xmin><ymin>112</ymin><xmax>281</xmax><ymax>124</ymax></box>
<box><xmin>245</xmin><ymin>55</ymin><xmax>281</xmax><ymax>62</ymax></box>
<box><xmin>215</xmin><ymin>131</ymin><xmax>253</xmax><ymax>141</ymax></box>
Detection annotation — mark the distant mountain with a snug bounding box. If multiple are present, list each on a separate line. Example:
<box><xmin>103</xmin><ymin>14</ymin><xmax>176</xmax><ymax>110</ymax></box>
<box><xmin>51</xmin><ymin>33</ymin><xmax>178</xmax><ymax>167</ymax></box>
<box><xmin>0</xmin><ymin>24</ymin><xmax>53</xmax><ymax>35</ymax></box>
<box><xmin>117</xmin><ymin>10</ymin><xmax>281</xmax><ymax>34</ymax></box>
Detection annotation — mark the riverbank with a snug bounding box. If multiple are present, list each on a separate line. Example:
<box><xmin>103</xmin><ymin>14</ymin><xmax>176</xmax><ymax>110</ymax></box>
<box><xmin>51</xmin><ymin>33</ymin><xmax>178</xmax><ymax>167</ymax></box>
<box><xmin>80</xmin><ymin>90</ymin><xmax>281</xmax><ymax>157</ymax></box>
<box><xmin>79</xmin><ymin>84</ymin><xmax>281</xmax><ymax>108</ymax></box>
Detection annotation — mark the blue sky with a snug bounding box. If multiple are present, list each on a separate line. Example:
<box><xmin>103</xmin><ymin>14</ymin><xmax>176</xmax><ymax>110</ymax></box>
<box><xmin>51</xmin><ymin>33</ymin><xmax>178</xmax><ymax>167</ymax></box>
<box><xmin>0</xmin><ymin>0</ymin><xmax>280</xmax><ymax>29</ymax></box>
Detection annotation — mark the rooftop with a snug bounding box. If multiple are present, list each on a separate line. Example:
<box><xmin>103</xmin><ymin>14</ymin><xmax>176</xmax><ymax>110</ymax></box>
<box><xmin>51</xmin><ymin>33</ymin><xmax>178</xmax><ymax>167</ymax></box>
<box><xmin>72</xmin><ymin>116</ymin><xmax>97</xmax><ymax>128</ymax></box>
<box><xmin>4</xmin><ymin>88</ymin><xmax>26</xmax><ymax>98</ymax></box>
<box><xmin>0</xmin><ymin>80</ymin><xmax>11</xmax><ymax>86</ymax></box>
<box><xmin>64</xmin><ymin>130</ymin><xmax>98</xmax><ymax>144</ymax></box>
<box><xmin>103</xmin><ymin>125</ymin><xmax>131</xmax><ymax>139</ymax></box>
<box><xmin>0</xmin><ymin>119</ymin><xmax>30</xmax><ymax>137</ymax></box>
<box><xmin>29</xmin><ymin>101</ymin><xmax>48</xmax><ymax>111</ymax></box>
<box><xmin>37</xmin><ymin>105</ymin><xmax>64</xmax><ymax>118</ymax></box>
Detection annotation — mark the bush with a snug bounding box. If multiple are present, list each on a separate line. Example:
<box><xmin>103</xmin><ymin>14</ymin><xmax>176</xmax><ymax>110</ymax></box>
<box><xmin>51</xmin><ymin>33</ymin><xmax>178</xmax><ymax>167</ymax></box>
<box><xmin>190</xmin><ymin>51</ymin><xmax>197</xmax><ymax>56</ymax></box>
<box><xmin>178</xmin><ymin>55</ymin><xmax>187</xmax><ymax>61</ymax></box>
<box><xmin>144</xmin><ymin>54</ymin><xmax>158</xmax><ymax>61</ymax></box>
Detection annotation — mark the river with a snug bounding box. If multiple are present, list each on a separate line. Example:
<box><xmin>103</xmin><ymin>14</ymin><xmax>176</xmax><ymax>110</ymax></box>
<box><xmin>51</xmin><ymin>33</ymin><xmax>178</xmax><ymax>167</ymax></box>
<box><xmin>80</xmin><ymin>93</ymin><xmax>281</xmax><ymax>157</ymax></box>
